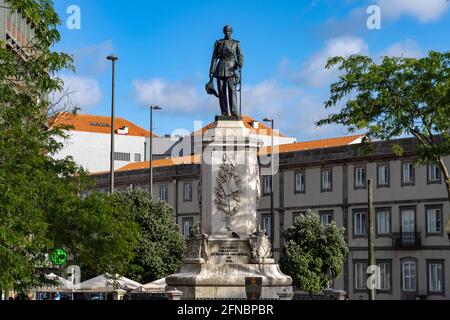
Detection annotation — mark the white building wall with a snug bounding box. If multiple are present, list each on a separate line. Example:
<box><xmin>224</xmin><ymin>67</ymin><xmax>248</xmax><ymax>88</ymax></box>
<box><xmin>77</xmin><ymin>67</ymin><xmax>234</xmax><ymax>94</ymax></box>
<box><xmin>55</xmin><ymin>131</ymin><xmax>147</xmax><ymax>173</ymax></box>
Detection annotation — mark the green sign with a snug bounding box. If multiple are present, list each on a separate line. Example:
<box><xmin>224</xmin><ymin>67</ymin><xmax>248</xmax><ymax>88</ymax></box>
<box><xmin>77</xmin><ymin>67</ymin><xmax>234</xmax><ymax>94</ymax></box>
<box><xmin>50</xmin><ymin>249</ymin><xmax>67</xmax><ymax>266</ymax></box>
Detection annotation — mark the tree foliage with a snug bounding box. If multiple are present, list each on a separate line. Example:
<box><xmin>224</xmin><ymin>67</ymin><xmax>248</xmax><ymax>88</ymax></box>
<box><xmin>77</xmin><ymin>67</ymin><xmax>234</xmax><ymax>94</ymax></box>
<box><xmin>0</xmin><ymin>0</ymin><xmax>138</xmax><ymax>292</ymax></box>
<box><xmin>113</xmin><ymin>190</ymin><xmax>186</xmax><ymax>284</ymax></box>
<box><xmin>280</xmin><ymin>212</ymin><xmax>348</xmax><ymax>294</ymax></box>
<box><xmin>317</xmin><ymin>51</ymin><xmax>450</xmax><ymax>201</ymax></box>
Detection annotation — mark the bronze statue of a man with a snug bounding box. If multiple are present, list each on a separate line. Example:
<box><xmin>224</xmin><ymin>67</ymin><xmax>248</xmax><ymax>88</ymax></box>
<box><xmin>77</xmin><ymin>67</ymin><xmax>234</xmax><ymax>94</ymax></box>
<box><xmin>207</xmin><ymin>25</ymin><xmax>244</xmax><ymax>116</ymax></box>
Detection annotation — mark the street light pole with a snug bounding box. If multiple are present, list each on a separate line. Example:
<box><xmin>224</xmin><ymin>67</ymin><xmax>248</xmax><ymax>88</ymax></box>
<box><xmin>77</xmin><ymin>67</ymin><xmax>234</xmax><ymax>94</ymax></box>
<box><xmin>368</xmin><ymin>179</ymin><xmax>376</xmax><ymax>300</ymax></box>
<box><xmin>107</xmin><ymin>55</ymin><xmax>118</xmax><ymax>194</ymax></box>
<box><xmin>263</xmin><ymin>118</ymin><xmax>274</xmax><ymax>236</ymax></box>
<box><xmin>149</xmin><ymin>105</ymin><xmax>162</xmax><ymax>198</ymax></box>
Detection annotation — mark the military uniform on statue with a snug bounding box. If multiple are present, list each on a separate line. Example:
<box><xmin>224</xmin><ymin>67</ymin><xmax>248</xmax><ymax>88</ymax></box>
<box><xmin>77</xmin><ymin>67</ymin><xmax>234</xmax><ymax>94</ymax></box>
<box><xmin>165</xmin><ymin>26</ymin><xmax>293</xmax><ymax>300</ymax></box>
<box><xmin>206</xmin><ymin>25</ymin><xmax>243</xmax><ymax>118</ymax></box>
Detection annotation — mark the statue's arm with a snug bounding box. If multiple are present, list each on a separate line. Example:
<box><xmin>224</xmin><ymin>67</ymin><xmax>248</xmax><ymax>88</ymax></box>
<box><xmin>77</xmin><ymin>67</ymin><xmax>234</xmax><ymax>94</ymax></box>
<box><xmin>236</xmin><ymin>42</ymin><xmax>244</xmax><ymax>69</ymax></box>
<box><xmin>209</xmin><ymin>41</ymin><xmax>219</xmax><ymax>79</ymax></box>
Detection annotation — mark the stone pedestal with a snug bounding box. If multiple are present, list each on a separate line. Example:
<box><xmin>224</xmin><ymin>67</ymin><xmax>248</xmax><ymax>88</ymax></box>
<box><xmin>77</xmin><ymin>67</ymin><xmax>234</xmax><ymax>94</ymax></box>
<box><xmin>165</xmin><ymin>119</ymin><xmax>292</xmax><ymax>300</ymax></box>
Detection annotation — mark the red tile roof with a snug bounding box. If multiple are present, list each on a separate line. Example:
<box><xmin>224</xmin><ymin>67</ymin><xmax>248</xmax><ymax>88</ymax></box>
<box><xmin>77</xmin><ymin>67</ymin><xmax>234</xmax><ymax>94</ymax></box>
<box><xmin>114</xmin><ymin>155</ymin><xmax>201</xmax><ymax>172</ymax></box>
<box><xmin>259</xmin><ymin>135</ymin><xmax>364</xmax><ymax>155</ymax></box>
<box><xmin>49</xmin><ymin>113</ymin><xmax>157</xmax><ymax>138</ymax></box>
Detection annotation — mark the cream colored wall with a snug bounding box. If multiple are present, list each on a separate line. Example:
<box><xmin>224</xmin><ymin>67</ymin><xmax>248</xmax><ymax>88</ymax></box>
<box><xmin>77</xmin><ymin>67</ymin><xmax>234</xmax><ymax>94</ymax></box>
<box><xmin>177</xmin><ymin>179</ymin><xmax>200</xmax><ymax>215</ymax></box>
<box><xmin>282</xmin><ymin>166</ymin><xmax>344</xmax><ymax>209</ymax></box>
<box><xmin>349</xmin><ymin>250</ymin><xmax>450</xmax><ymax>300</ymax></box>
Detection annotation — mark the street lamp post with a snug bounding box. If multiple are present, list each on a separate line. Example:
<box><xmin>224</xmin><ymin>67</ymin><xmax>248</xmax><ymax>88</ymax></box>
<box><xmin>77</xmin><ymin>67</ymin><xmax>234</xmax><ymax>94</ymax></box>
<box><xmin>107</xmin><ymin>55</ymin><xmax>118</xmax><ymax>194</ymax></box>
<box><xmin>149</xmin><ymin>105</ymin><xmax>162</xmax><ymax>198</ymax></box>
<box><xmin>263</xmin><ymin>117</ymin><xmax>274</xmax><ymax>235</ymax></box>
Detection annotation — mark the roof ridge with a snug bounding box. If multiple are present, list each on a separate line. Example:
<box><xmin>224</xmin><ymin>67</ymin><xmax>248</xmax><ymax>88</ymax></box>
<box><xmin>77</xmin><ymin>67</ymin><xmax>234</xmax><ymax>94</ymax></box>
<box><xmin>292</xmin><ymin>134</ymin><xmax>364</xmax><ymax>145</ymax></box>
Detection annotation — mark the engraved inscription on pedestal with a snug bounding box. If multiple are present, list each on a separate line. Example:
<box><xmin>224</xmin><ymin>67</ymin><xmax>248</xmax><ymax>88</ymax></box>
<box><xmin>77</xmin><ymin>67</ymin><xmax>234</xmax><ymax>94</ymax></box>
<box><xmin>209</xmin><ymin>240</ymin><xmax>250</xmax><ymax>264</ymax></box>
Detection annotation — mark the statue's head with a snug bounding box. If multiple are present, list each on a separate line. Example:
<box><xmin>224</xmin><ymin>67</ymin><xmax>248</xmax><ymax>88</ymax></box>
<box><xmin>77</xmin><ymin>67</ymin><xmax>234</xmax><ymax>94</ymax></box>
<box><xmin>223</xmin><ymin>25</ymin><xmax>233</xmax><ymax>39</ymax></box>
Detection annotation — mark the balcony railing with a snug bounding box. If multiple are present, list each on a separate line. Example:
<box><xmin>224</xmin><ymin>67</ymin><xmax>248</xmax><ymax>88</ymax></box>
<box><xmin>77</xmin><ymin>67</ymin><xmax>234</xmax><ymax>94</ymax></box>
<box><xmin>391</xmin><ymin>232</ymin><xmax>421</xmax><ymax>249</ymax></box>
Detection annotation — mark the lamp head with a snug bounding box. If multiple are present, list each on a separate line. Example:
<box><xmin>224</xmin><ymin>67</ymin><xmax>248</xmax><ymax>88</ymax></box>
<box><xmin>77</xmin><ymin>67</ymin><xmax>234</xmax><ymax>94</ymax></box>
<box><xmin>263</xmin><ymin>117</ymin><xmax>272</xmax><ymax>123</ymax></box>
<box><xmin>151</xmin><ymin>105</ymin><xmax>162</xmax><ymax>111</ymax></box>
<box><xmin>107</xmin><ymin>55</ymin><xmax>118</xmax><ymax>61</ymax></box>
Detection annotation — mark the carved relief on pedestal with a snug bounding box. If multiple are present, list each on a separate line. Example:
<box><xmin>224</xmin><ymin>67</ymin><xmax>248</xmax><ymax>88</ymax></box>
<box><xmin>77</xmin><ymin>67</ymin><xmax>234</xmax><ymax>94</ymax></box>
<box><xmin>214</xmin><ymin>154</ymin><xmax>243</xmax><ymax>231</ymax></box>
<box><xmin>185</xmin><ymin>223</ymin><xmax>209</xmax><ymax>264</ymax></box>
<box><xmin>248</xmin><ymin>226</ymin><xmax>273</xmax><ymax>264</ymax></box>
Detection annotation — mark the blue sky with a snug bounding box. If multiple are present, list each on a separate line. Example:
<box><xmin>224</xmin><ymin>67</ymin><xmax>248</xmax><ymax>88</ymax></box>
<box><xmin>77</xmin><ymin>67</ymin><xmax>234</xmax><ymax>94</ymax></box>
<box><xmin>53</xmin><ymin>0</ymin><xmax>450</xmax><ymax>140</ymax></box>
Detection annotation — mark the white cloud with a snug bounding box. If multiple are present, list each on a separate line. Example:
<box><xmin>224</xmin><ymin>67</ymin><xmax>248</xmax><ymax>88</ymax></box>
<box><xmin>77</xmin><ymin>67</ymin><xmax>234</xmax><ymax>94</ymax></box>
<box><xmin>240</xmin><ymin>80</ymin><xmax>350</xmax><ymax>140</ymax></box>
<box><xmin>296</xmin><ymin>37</ymin><xmax>368</xmax><ymax>87</ymax></box>
<box><xmin>377</xmin><ymin>0</ymin><xmax>450</xmax><ymax>23</ymax></box>
<box><xmin>72</xmin><ymin>41</ymin><xmax>114</xmax><ymax>76</ymax></box>
<box><xmin>380</xmin><ymin>39</ymin><xmax>423</xmax><ymax>58</ymax></box>
<box><xmin>133</xmin><ymin>78</ymin><xmax>214</xmax><ymax>115</ymax></box>
<box><xmin>57</xmin><ymin>75</ymin><xmax>102</xmax><ymax>110</ymax></box>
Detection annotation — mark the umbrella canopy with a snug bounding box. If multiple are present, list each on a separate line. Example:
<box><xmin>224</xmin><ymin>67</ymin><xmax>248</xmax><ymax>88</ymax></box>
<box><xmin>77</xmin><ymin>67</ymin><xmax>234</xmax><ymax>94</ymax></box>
<box><xmin>33</xmin><ymin>273</ymin><xmax>74</xmax><ymax>293</ymax></box>
<box><xmin>76</xmin><ymin>274</ymin><xmax>141</xmax><ymax>293</ymax></box>
<box><xmin>133</xmin><ymin>278</ymin><xmax>166</xmax><ymax>293</ymax></box>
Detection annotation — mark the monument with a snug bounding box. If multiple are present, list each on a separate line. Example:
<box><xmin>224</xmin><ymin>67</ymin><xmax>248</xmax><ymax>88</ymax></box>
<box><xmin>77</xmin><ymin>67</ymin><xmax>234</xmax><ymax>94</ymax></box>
<box><xmin>165</xmin><ymin>26</ymin><xmax>292</xmax><ymax>299</ymax></box>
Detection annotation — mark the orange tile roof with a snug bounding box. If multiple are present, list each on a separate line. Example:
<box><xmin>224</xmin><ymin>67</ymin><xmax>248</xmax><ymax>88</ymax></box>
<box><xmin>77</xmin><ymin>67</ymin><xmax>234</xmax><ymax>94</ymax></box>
<box><xmin>102</xmin><ymin>135</ymin><xmax>364</xmax><ymax>174</ymax></box>
<box><xmin>259</xmin><ymin>135</ymin><xmax>364</xmax><ymax>155</ymax></box>
<box><xmin>114</xmin><ymin>154</ymin><xmax>201</xmax><ymax>173</ymax></box>
<box><xmin>193</xmin><ymin>115</ymin><xmax>285</xmax><ymax>137</ymax></box>
<box><xmin>49</xmin><ymin>113</ymin><xmax>157</xmax><ymax>138</ymax></box>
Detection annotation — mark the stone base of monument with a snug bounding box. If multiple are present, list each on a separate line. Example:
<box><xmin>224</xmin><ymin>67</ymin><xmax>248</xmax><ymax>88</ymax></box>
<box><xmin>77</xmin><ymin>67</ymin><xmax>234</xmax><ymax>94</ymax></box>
<box><xmin>165</xmin><ymin>239</ymin><xmax>293</xmax><ymax>300</ymax></box>
<box><xmin>164</xmin><ymin>118</ymin><xmax>293</xmax><ymax>300</ymax></box>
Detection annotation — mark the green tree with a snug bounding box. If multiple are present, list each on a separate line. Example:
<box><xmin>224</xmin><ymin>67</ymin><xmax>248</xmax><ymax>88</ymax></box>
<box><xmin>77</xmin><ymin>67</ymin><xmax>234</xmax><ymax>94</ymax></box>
<box><xmin>53</xmin><ymin>192</ymin><xmax>140</xmax><ymax>281</ymax></box>
<box><xmin>0</xmin><ymin>0</ymin><xmax>77</xmax><ymax>293</ymax></box>
<box><xmin>114</xmin><ymin>190</ymin><xmax>186</xmax><ymax>284</ymax></box>
<box><xmin>317</xmin><ymin>51</ymin><xmax>450</xmax><ymax>201</ymax></box>
<box><xmin>0</xmin><ymin>0</ymin><xmax>139</xmax><ymax>293</ymax></box>
<box><xmin>280</xmin><ymin>212</ymin><xmax>348</xmax><ymax>294</ymax></box>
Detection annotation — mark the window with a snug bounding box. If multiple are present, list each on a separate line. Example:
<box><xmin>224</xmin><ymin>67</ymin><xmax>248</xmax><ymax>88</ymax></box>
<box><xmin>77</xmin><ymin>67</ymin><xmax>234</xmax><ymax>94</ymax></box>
<box><xmin>320</xmin><ymin>211</ymin><xmax>333</xmax><ymax>226</ymax></box>
<box><xmin>355</xmin><ymin>167</ymin><xmax>366</xmax><ymax>189</ymax></box>
<box><xmin>159</xmin><ymin>184</ymin><xmax>168</xmax><ymax>202</ymax></box>
<box><xmin>262</xmin><ymin>214</ymin><xmax>272</xmax><ymax>239</ymax></box>
<box><xmin>134</xmin><ymin>153</ymin><xmax>141</xmax><ymax>162</ymax></box>
<box><xmin>354</xmin><ymin>210</ymin><xmax>367</xmax><ymax>237</ymax></box>
<box><xmin>402</xmin><ymin>162</ymin><xmax>414</xmax><ymax>185</ymax></box>
<box><xmin>182</xmin><ymin>218</ymin><xmax>193</xmax><ymax>240</ymax></box>
<box><xmin>293</xmin><ymin>212</ymin><xmax>305</xmax><ymax>225</ymax></box>
<box><xmin>295</xmin><ymin>172</ymin><xmax>305</xmax><ymax>193</ymax></box>
<box><xmin>114</xmin><ymin>152</ymin><xmax>131</xmax><ymax>162</ymax></box>
<box><xmin>428</xmin><ymin>163</ymin><xmax>441</xmax><ymax>184</ymax></box>
<box><xmin>401</xmin><ymin>208</ymin><xmax>416</xmax><ymax>234</ymax></box>
<box><xmin>263</xmin><ymin>176</ymin><xmax>272</xmax><ymax>195</ymax></box>
<box><xmin>321</xmin><ymin>169</ymin><xmax>332</xmax><ymax>192</ymax></box>
<box><xmin>377</xmin><ymin>164</ymin><xmax>390</xmax><ymax>187</ymax></box>
<box><xmin>376</xmin><ymin>209</ymin><xmax>391</xmax><ymax>236</ymax></box>
<box><xmin>377</xmin><ymin>262</ymin><xmax>392</xmax><ymax>292</ymax></box>
<box><xmin>354</xmin><ymin>262</ymin><xmax>367</xmax><ymax>290</ymax></box>
<box><xmin>183</xmin><ymin>182</ymin><xmax>192</xmax><ymax>202</ymax></box>
<box><xmin>402</xmin><ymin>261</ymin><xmax>417</xmax><ymax>292</ymax></box>
<box><xmin>428</xmin><ymin>262</ymin><xmax>444</xmax><ymax>294</ymax></box>
<box><xmin>426</xmin><ymin>206</ymin><xmax>442</xmax><ymax>235</ymax></box>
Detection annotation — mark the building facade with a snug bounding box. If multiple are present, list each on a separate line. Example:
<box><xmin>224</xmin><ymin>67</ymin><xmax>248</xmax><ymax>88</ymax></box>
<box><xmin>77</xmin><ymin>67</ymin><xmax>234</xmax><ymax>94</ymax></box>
<box><xmin>52</xmin><ymin>113</ymin><xmax>297</xmax><ymax>173</ymax></box>
<box><xmin>0</xmin><ymin>0</ymin><xmax>35</xmax><ymax>58</ymax></box>
<box><xmin>88</xmin><ymin>133</ymin><xmax>450</xmax><ymax>300</ymax></box>
<box><xmin>51</xmin><ymin>113</ymin><xmax>160</xmax><ymax>173</ymax></box>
